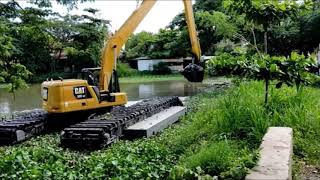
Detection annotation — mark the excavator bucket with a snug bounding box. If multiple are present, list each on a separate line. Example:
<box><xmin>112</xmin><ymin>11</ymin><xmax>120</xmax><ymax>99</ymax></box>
<box><xmin>182</xmin><ymin>63</ymin><xmax>204</xmax><ymax>82</ymax></box>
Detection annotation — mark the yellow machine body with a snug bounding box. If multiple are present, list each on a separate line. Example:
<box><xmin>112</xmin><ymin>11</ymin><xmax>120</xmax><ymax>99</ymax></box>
<box><xmin>42</xmin><ymin>80</ymin><xmax>127</xmax><ymax>113</ymax></box>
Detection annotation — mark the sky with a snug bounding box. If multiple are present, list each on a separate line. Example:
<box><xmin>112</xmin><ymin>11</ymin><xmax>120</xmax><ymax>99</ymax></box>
<box><xmin>10</xmin><ymin>0</ymin><xmax>192</xmax><ymax>33</ymax></box>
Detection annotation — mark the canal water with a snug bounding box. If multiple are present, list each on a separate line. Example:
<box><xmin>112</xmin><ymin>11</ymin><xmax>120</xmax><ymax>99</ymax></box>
<box><xmin>0</xmin><ymin>80</ymin><xmax>208</xmax><ymax>115</ymax></box>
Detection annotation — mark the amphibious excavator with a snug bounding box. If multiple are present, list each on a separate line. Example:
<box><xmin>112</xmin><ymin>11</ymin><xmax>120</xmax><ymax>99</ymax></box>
<box><xmin>0</xmin><ymin>0</ymin><xmax>204</xmax><ymax>149</ymax></box>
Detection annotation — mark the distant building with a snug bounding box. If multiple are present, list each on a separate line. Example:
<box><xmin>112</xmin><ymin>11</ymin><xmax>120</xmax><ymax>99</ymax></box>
<box><xmin>129</xmin><ymin>57</ymin><xmax>184</xmax><ymax>72</ymax></box>
<box><xmin>130</xmin><ymin>56</ymin><xmax>214</xmax><ymax>72</ymax></box>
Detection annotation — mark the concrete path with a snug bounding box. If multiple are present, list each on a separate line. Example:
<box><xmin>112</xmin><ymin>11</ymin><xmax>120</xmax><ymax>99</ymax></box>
<box><xmin>246</xmin><ymin>127</ymin><xmax>293</xmax><ymax>180</ymax></box>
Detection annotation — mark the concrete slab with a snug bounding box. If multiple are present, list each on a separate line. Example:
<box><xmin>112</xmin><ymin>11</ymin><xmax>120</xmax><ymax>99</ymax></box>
<box><xmin>179</xmin><ymin>97</ymin><xmax>189</xmax><ymax>105</ymax></box>
<box><xmin>124</xmin><ymin>106</ymin><xmax>186</xmax><ymax>139</ymax></box>
<box><xmin>246</xmin><ymin>127</ymin><xmax>293</xmax><ymax>180</ymax></box>
<box><xmin>126</xmin><ymin>100</ymin><xmax>142</xmax><ymax>107</ymax></box>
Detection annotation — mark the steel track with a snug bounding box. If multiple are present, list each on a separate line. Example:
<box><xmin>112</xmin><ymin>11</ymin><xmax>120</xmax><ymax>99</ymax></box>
<box><xmin>0</xmin><ymin>97</ymin><xmax>182</xmax><ymax>149</ymax></box>
<box><xmin>61</xmin><ymin>97</ymin><xmax>183</xmax><ymax>149</ymax></box>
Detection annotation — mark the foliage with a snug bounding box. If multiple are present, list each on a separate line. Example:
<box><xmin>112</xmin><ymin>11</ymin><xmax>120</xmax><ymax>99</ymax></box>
<box><xmin>153</xmin><ymin>62</ymin><xmax>172</xmax><ymax>75</ymax></box>
<box><xmin>216</xmin><ymin>82</ymin><xmax>320</xmax><ymax>167</ymax></box>
<box><xmin>119</xmin><ymin>74</ymin><xmax>183</xmax><ymax>84</ymax></box>
<box><xmin>194</xmin><ymin>0</ymin><xmax>224</xmax><ymax>12</ymax></box>
<box><xmin>207</xmin><ymin>52</ymin><xmax>318</xmax><ymax>103</ymax></box>
<box><xmin>30</xmin><ymin>0</ymin><xmax>94</xmax><ymax>9</ymax></box>
<box><xmin>2</xmin><ymin>81</ymin><xmax>320</xmax><ymax>178</ymax></box>
<box><xmin>0</xmin><ymin>82</ymin><xmax>256</xmax><ymax>180</ymax></box>
<box><xmin>206</xmin><ymin>53</ymin><xmax>250</xmax><ymax>76</ymax></box>
<box><xmin>277</xmin><ymin>52</ymin><xmax>318</xmax><ymax>92</ymax></box>
<box><xmin>225</xmin><ymin>0</ymin><xmax>300</xmax><ymax>54</ymax></box>
<box><xmin>60</xmin><ymin>12</ymin><xmax>109</xmax><ymax>69</ymax></box>
<box><xmin>116</xmin><ymin>63</ymin><xmax>138</xmax><ymax>77</ymax></box>
<box><xmin>151</xmin><ymin>29</ymin><xmax>188</xmax><ymax>59</ymax></box>
<box><xmin>168</xmin><ymin>10</ymin><xmax>236</xmax><ymax>55</ymax></box>
<box><xmin>125</xmin><ymin>4</ymin><xmax>237</xmax><ymax>59</ymax></box>
<box><xmin>0</xmin><ymin>21</ymin><xmax>31</xmax><ymax>96</ymax></box>
<box><xmin>125</xmin><ymin>31</ymin><xmax>155</xmax><ymax>59</ymax></box>
<box><xmin>0</xmin><ymin>1</ymin><xmax>109</xmax><ymax>80</ymax></box>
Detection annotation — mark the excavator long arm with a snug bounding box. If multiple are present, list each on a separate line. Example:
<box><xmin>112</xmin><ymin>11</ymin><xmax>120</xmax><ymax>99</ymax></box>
<box><xmin>183</xmin><ymin>0</ymin><xmax>201</xmax><ymax>62</ymax></box>
<box><xmin>99</xmin><ymin>0</ymin><xmax>203</xmax><ymax>92</ymax></box>
<box><xmin>99</xmin><ymin>0</ymin><xmax>157</xmax><ymax>91</ymax></box>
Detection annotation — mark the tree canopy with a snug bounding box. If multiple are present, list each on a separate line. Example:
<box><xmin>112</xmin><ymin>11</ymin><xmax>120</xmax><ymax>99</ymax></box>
<box><xmin>0</xmin><ymin>0</ymin><xmax>109</xmax><ymax>85</ymax></box>
<box><xmin>1</xmin><ymin>0</ymin><xmax>320</xmax><ymax>90</ymax></box>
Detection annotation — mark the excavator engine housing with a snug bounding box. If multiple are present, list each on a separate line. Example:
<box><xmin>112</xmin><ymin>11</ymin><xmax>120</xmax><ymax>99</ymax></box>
<box><xmin>42</xmin><ymin>79</ymin><xmax>127</xmax><ymax>114</ymax></box>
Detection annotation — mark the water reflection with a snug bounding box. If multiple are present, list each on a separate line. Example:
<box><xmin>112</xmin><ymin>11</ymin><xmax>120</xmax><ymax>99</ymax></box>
<box><xmin>0</xmin><ymin>80</ymin><xmax>208</xmax><ymax>115</ymax></box>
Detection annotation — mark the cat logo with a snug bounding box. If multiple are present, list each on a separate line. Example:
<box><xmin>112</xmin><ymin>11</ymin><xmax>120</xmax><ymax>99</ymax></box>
<box><xmin>73</xmin><ymin>86</ymin><xmax>87</xmax><ymax>99</ymax></box>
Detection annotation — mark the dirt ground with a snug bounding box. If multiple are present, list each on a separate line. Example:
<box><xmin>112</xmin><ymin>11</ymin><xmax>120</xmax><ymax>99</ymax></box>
<box><xmin>295</xmin><ymin>161</ymin><xmax>320</xmax><ymax>180</ymax></box>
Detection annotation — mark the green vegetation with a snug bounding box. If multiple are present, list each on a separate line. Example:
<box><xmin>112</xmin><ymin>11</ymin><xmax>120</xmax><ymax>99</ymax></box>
<box><xmin>119</xmin><ymin>74</ymin><xmax>183</xmax><ymax>84</ymax></box>
<box><xmin>2</xmin><ymin>81</ymin><xmax>320</xmax><ymax>179</ymax></box>
<box><xmin>2</xmin><ymin>0</ymin><xmax>320</xmax><ymax>92</ymax></box>
<box><xmin>116</xmin><ymin>63</ymin><xmax>139</xmax><ymax>77</ymax></box>
<box><xmin>207</xmin><ymin>52</ymin><xmax>318</xmax><ymax>103</ymax></box>
<box><xmin>1</xmin><ymin>0</ymin><xmax>320</xmax><ymax>179</ymax></box>
<box><xmin>0</xmin><ymin>1</ymin><xmax>109</xmax><ymax>91</ymax></box>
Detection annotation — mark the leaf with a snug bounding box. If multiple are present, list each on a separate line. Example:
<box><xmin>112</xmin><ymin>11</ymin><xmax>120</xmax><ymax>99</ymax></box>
<box><xmin>275</xmin><ymin>82</ymin><xmax>283</xmax><ymax>89</ymax></box>
<box><xmin>270</xmin><ymin>64</ymin><xmax>278</xmax><ymax>72</ymax></box>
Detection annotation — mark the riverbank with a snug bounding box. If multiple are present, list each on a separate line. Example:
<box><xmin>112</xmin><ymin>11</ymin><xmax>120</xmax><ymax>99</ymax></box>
<box><xmin>119</xmin><ymin>74</ymin><xmax>184</xmax><ymax>83</ymax></box>
<box><xmin>0</xmin><ymin>81</ymin><xmax>319</xmax><ymax>179</ymax></box>
<box><xmin>0</xmin><ymin>74</ymin><xmax>185</xmax><ymax>89</ymax></box>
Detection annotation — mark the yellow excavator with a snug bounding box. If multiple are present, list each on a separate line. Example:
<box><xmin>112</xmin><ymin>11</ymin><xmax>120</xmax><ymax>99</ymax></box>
<box><xmin>0</xmin><ymin>0</ymin><xmax>204</xmax><ymax>149</ymax></box>
<box><xmin>42</xmin><ymin>0</ymin><xmax>203</xmax><ymax>114</ymax></box>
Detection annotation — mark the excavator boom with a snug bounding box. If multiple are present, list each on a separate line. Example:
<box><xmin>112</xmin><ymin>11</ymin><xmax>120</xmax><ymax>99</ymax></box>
<box><xmin>99</xmin><ymin>0</ymin><xmax>157</xmax><ymax>92</ymax></box>
<box><xmin>183</xmin><ymin>0</ymin><xmax>201</xmax><ymax>62</ymax></box>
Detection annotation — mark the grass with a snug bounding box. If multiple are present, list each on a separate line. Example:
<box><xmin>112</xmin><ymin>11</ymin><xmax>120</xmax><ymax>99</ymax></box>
<box><xmin>0</xmin><ymin>81</ymin><xmax>319</xmax><ymax>179</ymax></box>
<box><xmin>0</xmin><ymin>83</ymin><xmax>9</xmax><ymax>89</ymax></box>
<box><xmin>119</xmin><ymin>74</ymin><xmax>184</xmax><ymax>83</ymax></box>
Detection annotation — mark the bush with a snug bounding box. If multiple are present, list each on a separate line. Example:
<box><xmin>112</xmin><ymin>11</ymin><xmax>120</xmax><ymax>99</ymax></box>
<box><xmin>206</xmin><ymin>53</ymin><xmax>252</xmax><ymax>76</ymax></box>
<box><xmin>153</xmin><ymin>62</ymin><xmax>172</xmax><ymax>75</ymax></box>
<box><xmin>2</xmin><ymin>81</ymin><xmax>320</xmax><ymax>179</ymax></box>
<box><xmin>116</xmin><ymin>63</ymin><xmax>138</xmax><ymax>77</ymax></box>
<box><xmin>183</xmin><ymin>141</ymin><xmax>236</xmax><ymax>175</ymax></box>
<box><xmin>29</xmin><ymin>72</ymin><xmax>74</xmax><ymax>83</ymax></box>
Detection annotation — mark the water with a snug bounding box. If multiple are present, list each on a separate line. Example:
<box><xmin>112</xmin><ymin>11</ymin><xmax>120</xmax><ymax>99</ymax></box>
<box><xmin>0</xmin><ymin>80</ymin><xmax>208</xmax><ymax>115</ymax></box>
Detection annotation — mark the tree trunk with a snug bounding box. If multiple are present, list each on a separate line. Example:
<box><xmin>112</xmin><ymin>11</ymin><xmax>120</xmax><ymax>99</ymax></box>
<box><xmin>265</xmin><ymin>78</ymin><xmax>269</xmax><ymax>105</ymax></box>
<box><xmin>264</xmin><ymin>31</ymin><xmax>268</xmax><ymax>54</ymax></box>
<box><xmin>251</xmin><ymin>28</ymin><xmax>262</xmax><ymax>58</ymax></box>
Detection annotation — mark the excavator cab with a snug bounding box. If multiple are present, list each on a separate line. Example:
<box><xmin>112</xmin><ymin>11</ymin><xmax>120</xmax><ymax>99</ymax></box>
<box><xmin>81</xmin><ymin>68</ymin><xmax>120</xmax><ymax>94</ymax></box>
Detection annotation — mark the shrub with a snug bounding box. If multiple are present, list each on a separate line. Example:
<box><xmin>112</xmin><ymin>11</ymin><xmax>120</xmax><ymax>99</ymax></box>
<box><xmin>183</xmin><ymin>141</ymin><xmax>235</xmax><ymax>175</ymax></box>
<box><xmin>153</xmin><ymin>62</ymin><xmax>172</xmax><ymax>75</ymax></box>
<box><xmin>116</xmin><ymin>63</ymin><xmax>138</xmax><ymax>77</ymax></box>
<box><xmin>30</xmin><ymin>72</ymin><xmax>74</xmax><ymax>83</ymax></box>
<box><xmin>207</xmin><ymin>52</ymin><xmax>318</xmax><ymax>104</ymax></box>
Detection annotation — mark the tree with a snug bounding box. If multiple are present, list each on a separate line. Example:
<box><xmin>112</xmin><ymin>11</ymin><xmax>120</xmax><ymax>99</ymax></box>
<box><xmin>30</xmin><ymin>0</ymin><xmax>94</xmax><ymax>9</ymax></box>
<box><xmin>125</xmin><ymin>31</ymin><xmax>155</xmax><ymax>59</ymax></box>
<box><xmin>61</xmin><ymin>10</ymin><xmax>110</xmax><ymax>69</ymax></box>
<box><xmin>225</xmin><ymin>0</ymin><xmax>300</xmax><ymax>54</ymax></box>
<box><xmin>168</xmin><ymin>10</ymin><xmax>236</xmax><ymax>55</ymax></box>
<box><xmin>194</xmin><ymin>0</ymin><xmax>224</xmax><ymax>12</ymax></box>
<box><xmin>0</xmin><ymin>1</ymin><xmax>110</xmax><ymax>80</ymax></box>
<box><xmin>0</xmin><ymin>22</ymin><xmax>31</xmax><ymax>98</ymax></box>
<box><xmin>151</xmin><ymin>28</ymin><xmax>188</xmax><ymax>58</ymax></box>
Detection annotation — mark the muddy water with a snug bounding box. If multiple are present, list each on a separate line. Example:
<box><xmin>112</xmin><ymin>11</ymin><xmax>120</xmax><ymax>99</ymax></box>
<box><xmin>0</xmin><ymin>80</ymin><xmax>208</xmax><ymax>115</ymax></box>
